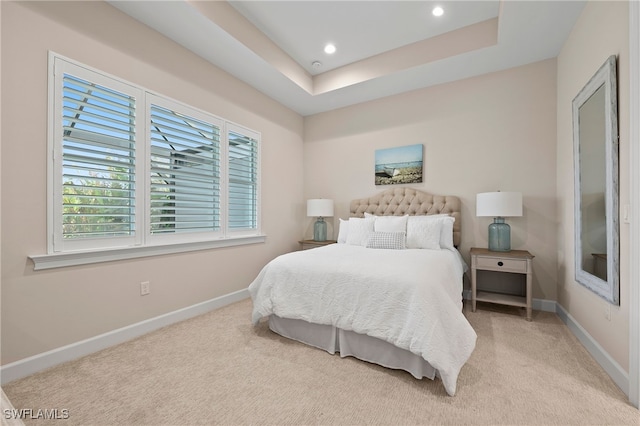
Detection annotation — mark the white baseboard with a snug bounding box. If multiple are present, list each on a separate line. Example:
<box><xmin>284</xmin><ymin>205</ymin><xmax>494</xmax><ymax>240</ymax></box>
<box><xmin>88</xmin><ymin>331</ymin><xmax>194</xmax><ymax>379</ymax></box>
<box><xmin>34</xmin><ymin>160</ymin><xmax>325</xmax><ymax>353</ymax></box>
<box><xmin>0</xmin><ymin>289</ymin><xmax>249</xmax><ymax>385</ymax></box>
<box><xmin>533</xmin><ymin>298</ymin><xmax>557</xmax><ymax>313</ymax></box>
<box><xmin>555</xmin><ymin>303</ymin><xmax>629</xmax><ymax>395</ymax></box>
<box><xmin>462</xmin><ymin>293</ymin><xmax>627</xmax><ymax>394</ymax></box>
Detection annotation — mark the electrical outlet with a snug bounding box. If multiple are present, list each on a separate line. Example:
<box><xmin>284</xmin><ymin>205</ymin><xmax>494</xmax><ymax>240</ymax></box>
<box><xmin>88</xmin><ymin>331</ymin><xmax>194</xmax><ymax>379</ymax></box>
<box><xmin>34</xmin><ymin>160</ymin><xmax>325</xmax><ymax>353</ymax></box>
<box><xmin>604</xmin><ymin>303</ymin><xmax>611</xmax><ymax>321</ymax></box>
<box><xmin>140</xmin><ymin>281</ymin><xmax>150</xmax><ymax>296</ymax></box>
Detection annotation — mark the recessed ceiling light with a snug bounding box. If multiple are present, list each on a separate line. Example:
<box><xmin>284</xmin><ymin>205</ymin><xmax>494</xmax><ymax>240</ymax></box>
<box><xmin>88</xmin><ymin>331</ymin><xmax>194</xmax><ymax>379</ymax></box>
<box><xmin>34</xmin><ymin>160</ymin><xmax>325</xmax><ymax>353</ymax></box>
<box><xmin>324</xmin><ymin>43</ymin><xmax>336</xmax><ymax>54</ymax></box>
<box><xmin>432</xmin><ymin>6</ymin><xmax>444</xmax><ymax>17</ymax></box>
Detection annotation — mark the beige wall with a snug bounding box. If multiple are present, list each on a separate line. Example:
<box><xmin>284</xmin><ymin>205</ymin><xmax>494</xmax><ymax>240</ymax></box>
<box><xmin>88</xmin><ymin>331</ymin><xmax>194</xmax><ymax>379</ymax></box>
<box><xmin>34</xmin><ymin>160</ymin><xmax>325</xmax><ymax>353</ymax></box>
<box><xmin>303</xmin><ymin>59</ymin><xmax>558</xmax><ymax>301</ymax></box>
<box><xmin>0</xmin><ymin>1</ymin><xmax>304</xmax><ymax>363</ymax></box>
<box><xmin>557</xmin><ymin>1</ymin><xmax>630</xmax><ymax>371</ymax></box>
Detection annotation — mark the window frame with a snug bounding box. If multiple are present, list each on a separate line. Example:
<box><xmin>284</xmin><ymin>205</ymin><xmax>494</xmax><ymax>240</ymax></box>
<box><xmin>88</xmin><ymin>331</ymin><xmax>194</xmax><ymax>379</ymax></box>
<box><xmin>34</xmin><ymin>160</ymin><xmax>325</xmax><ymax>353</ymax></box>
<box><xmin>34</xmin><ymin>53</ymin><xmax>264</xmax><ymax>270</ymax></box>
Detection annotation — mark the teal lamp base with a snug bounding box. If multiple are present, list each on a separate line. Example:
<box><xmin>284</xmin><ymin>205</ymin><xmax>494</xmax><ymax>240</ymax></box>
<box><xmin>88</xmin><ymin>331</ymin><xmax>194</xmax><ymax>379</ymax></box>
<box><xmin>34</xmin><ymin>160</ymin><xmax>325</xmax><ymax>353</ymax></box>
<box><xmin>313</xmin><ymin>217</ymin><xmax>327</xmax><ymax>241</ymax></box>
<box><xmin>488</xmin><ymin>217</ymin><xmax>511</xmax><ymax>251</ymax></box>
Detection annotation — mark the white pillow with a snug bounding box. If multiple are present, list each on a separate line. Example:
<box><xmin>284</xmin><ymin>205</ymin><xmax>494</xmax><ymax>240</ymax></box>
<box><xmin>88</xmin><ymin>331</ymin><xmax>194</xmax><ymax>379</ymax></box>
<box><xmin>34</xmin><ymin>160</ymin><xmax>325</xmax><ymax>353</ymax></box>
<box><xmin>346</xmin><ymin>217</ymin><xmax>375</xmax><ymax>246</ymax></box>
<box><xmin>410</xmin><ymin>213</ymin><xmax>456</xmax><ymax>249</ymax></box>
<box><xmin>439</xmin><ymin>216</ymin><xmax>456</xmax><ymax>249</ymax></box>
<box><xmin>337</xmin><ymin>218</ymin><xmax>349</xmax><ymax>244</ymax></box>
<box><xmin>406</xmin><ymin>216</ymin><xmax>443</xmax><ymax>249</ymax></box>
<box><xmin>374</xmin><ymin>215</ymin><xmax>408</xmax><ymax>233</ymax></box>
<box><xmin>366</xmin><ymin>231</ymin><xmax>406</xmax><ymax>250</ymax></box>
<box><xmin>363</xmin><ymin>213</ymin><xmax>409</xmax><ymax>231</ymax></box>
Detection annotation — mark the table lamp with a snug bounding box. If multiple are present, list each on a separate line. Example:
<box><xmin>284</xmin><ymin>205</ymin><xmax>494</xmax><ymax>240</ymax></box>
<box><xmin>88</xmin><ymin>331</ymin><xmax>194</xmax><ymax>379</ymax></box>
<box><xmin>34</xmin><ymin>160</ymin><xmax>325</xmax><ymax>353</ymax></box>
<box><xmin>307</xmin><ymin>199</ymin><xmax>334</xmax><ymax>242</ymax></box>
<box><xmin>476</xmin><ymin>191</ymin><xmax>522</xmax><ymax>252</ymax></box>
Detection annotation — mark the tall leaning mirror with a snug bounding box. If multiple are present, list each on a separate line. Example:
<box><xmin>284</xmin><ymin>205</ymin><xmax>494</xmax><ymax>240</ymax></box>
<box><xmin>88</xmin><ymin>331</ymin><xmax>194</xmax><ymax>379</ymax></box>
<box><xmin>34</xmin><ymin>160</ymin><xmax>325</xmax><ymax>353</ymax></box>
<box><xmin>572</xmin><ymin>55</ymin><xmax>619</xmax><ymax>305</ymax></box>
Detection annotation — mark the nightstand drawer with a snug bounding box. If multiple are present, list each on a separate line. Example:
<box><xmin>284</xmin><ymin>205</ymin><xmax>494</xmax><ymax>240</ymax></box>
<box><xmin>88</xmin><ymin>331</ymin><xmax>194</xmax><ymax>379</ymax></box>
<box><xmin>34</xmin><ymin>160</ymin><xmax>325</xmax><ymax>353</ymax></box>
<box><xmin>475</xmin><ymin>256</ymin><xmax>527</xmax><ymax>273</ymax></box>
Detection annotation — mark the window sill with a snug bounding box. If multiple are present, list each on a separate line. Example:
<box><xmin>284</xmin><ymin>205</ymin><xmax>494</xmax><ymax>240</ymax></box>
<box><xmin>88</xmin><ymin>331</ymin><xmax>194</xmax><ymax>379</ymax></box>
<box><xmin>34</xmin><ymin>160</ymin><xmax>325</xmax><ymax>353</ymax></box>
<box><xmin>29</xmin><ymin>235</ymin><xmax>266</xmax><ymax>271</ymax></box>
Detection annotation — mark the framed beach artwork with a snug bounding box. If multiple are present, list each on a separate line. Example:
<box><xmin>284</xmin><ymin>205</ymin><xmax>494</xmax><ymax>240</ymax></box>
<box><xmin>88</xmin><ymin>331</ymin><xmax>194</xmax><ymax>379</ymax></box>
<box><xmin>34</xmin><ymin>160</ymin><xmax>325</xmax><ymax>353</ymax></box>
<box><xmin>374</xmin><ymin>144</ymin><xmax>423</xmax><ymax>185</ymax></box>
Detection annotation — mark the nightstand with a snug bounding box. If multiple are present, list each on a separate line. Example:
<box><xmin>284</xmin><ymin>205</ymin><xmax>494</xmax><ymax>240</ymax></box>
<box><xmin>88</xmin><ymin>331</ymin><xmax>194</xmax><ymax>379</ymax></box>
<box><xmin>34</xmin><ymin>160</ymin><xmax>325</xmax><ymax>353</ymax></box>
<box><xmin>470</xmin><ymin>247</ymin><xmax>534</xmax><ymax>321</ymax></box>
<box><xmin>298</xmin><ymin>240</ymin><xmax>337</xmax><ymax>250</ymax></box>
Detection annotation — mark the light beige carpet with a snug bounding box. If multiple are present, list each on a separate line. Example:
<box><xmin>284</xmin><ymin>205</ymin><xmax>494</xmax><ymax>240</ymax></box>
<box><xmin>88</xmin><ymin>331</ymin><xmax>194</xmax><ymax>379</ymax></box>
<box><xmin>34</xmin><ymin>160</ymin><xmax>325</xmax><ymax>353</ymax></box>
<box><xmin>3</xmin><ymin>299</ymin><xmax>638</xmax><ymax>425</ymax></box>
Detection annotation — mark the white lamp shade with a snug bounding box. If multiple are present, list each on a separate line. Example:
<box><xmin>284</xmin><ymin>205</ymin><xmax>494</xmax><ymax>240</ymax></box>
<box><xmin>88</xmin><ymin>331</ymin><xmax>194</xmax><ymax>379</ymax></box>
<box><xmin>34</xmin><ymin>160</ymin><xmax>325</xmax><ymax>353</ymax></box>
<box><xmin>476</xmin><ymin>192</ymin><xmax>522</xmax><ymax>217</ymax></box>
<box><xmin>307</xmin><ymin>199</ymin><xmax>334</xmax><ymax>217</ymax></box>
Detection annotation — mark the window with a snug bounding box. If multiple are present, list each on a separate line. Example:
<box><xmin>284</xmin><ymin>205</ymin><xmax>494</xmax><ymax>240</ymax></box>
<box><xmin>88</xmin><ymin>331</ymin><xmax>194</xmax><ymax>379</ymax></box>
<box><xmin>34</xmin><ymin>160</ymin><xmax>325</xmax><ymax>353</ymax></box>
<box><xmin>62</xmin><ymin>75</ymin><xmax>136</xmax><ymax>240</ymax></box>
<box><xmin>47</xmin><ymin>54</ymin><xmax>261</xmax><ymax>261</ymax></box>
<box><xmin>146</xmin><ymin>96</ymin><xmax>224</xmax><ymax>244</ymax></box>
<box><xmin>228</xmin><ymin>126</ymin><xmax>259</xmax><ymax>230</ymax></box>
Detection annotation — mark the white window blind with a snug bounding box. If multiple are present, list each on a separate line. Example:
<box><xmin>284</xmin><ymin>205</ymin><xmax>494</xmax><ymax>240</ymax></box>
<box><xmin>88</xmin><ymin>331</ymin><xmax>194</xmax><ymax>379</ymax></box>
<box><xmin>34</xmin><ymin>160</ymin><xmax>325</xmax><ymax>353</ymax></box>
<box><xmin>228</xmin><ymin>128</ymin><xmax>259</xmax><ymax>230</ymax></box>
<box><xmin>149</xmin><ymin>103</ymin><xmax>221</xmax><ymax>235</ymax></box>
<box><xmin>61</xmin><ymin>73</ymin><xmax>136</xmax><ymax>240</ymax></box>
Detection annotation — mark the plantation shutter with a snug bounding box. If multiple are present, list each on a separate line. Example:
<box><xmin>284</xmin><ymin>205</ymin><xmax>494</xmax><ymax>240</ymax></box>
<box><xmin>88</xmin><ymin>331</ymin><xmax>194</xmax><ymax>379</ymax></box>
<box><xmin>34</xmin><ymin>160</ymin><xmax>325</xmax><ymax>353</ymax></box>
<box><xmin>62</xmin><ymin>73</ymin><xmax>136</xmax><ymax>239</ymax></box>
<box><xmin>49</xmin><ymin>55</ymin><xmax>263</xmax><ymax>258</ymax></box>
<box><xmin>149</xmin><ymin>104</ymin><xmax>221</xmax><ymax>234</ymax></box>
<box><xmin>228</xmin><ymin>129</ymin><xmax>258</xmax><ymax>230</ymax></box>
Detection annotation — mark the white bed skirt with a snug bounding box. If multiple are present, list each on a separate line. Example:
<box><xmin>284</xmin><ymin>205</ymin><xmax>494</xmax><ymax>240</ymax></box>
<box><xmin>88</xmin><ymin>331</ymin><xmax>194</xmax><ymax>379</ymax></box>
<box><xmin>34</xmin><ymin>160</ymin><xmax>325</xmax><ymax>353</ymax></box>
<box><xmin>268</xmin><ymin>315</ymin><xmax>437</xmax><ymax>381</ymax></box>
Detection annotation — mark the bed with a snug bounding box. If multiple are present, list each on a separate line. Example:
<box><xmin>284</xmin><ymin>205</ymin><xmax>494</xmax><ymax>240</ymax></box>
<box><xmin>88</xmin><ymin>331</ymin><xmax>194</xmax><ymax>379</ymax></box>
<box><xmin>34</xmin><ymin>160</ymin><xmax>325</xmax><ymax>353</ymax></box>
<box><xmin>248</xmin><ymin>188</ymin><xmax>477</xmax><ymax>396</ymax></box>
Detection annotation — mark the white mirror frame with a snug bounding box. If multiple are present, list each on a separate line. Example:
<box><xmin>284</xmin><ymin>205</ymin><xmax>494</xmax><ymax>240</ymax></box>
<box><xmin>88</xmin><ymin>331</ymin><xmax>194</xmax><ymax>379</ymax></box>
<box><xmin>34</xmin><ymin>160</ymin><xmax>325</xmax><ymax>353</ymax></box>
<box><xmin>572</xmin><ymin>55</ymin><xmax>619</xmax><ymax>305</ymax></box>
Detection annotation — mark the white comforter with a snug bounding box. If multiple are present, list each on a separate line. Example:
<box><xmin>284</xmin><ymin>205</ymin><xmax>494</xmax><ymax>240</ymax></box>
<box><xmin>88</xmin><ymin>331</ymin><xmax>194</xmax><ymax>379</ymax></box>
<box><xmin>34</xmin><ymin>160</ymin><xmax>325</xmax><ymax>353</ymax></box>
<box><xmin>248</xmin><ymin>244</ymin><xmax>477</xmax><ymax>396</ymax></box>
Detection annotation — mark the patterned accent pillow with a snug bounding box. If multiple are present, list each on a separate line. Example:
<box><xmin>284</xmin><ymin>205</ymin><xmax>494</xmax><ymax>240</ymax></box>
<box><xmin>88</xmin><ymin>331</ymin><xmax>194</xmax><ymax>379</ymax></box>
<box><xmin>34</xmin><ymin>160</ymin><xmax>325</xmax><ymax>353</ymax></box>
<box><xmin>366</xmin><ymin>231</ymin><xmax>407</xmax><ymax>250</ymax></box>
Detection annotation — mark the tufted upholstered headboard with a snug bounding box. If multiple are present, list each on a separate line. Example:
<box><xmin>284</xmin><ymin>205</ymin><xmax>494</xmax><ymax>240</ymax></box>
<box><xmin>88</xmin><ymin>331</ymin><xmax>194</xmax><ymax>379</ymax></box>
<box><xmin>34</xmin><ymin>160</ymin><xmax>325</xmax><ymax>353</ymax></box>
<box><xmin>349</xmin><ymin>188</ymin><xmax>461</xmax><ymax>247</ymax></box>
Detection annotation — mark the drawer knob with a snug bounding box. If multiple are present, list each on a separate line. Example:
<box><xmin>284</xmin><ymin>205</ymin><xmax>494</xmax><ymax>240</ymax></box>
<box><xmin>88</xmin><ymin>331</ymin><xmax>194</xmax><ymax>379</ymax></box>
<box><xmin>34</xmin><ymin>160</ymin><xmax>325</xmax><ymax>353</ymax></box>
<box><xmin>497</xmin><ymin>261</ymin><xmax>504</xmax><ymax>266</ymax></box>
